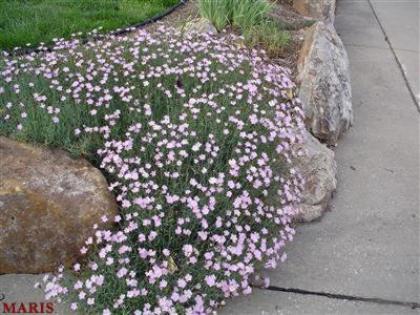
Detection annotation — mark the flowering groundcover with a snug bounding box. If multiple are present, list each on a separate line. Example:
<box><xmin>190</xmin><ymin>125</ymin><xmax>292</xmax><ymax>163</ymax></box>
<box><xmin>0</xmin><ymin>27</ymin><xmax>304</xmax><ymax>314</ymax></box>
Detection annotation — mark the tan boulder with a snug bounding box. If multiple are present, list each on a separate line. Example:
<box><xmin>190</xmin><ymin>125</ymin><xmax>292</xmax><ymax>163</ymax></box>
<box><xmin>293</xmin><ymin>0</ymin><xmax>336</xmax><ymax>23</ymax></box>
<box><xmin>182</xmin><ymin>18</ymin><xmax>217</xmax><ymax>35</ymax></box>
<box><xmin>295</xmin><ymin>130</ymin><xmax>337</xmax><ymax>222</ymax></box>
<box><xmin>0</xmin><ymin>137</ymin><xmax>118</xmax><ymax>273</ymax></box>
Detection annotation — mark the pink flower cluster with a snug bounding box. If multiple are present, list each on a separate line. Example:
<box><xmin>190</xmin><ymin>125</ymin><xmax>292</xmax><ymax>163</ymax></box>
<box><xmin>1</xmin><ymin>26</ymin><xmax>305</xmax><ymax>314</ymax></box>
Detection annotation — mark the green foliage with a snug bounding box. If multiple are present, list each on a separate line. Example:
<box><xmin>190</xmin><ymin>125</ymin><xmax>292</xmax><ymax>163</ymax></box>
<box><xmin>230</xmin><ymin>0</ymin><xmax>271</xmax><ymax>31</ymax></box>
<box><xmin>198</xmin><ymin>0</ymin><xmax>271</xmax><ymax>32</ymax></box>
<box><xmin>197</xmin><ymin>0</ymin><xmax>229</xmax><ymax>31</ymax></box>
<box><xmin>246</xmin><ymin>21</ymin><xmax>291</xmax><ymax>57</ymax></box>
<box><xmin>197</xmin><ymin>0</ymin><xmax>289</xmax><ymax>54</ymax></box>
<box><xmin>0</xmin><ymin>0</ymin><xmax>179</xmax><ymax>50</ymax></box>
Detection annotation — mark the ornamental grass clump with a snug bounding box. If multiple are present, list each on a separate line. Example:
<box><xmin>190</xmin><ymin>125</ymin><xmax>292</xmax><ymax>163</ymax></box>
<box><xmin>197</xmin><ymin>0</ymin><xmax>290</xmax><ymax>57</ymax></box>
<box><xmin>198</xmin><ymin>0</ymin><xmax>271</xmax><ymax>32</ymax></box>
<box><xmin>0</xmin><ymin>27</ymin><xmax>304</xmax><ymax>314</ymax></box>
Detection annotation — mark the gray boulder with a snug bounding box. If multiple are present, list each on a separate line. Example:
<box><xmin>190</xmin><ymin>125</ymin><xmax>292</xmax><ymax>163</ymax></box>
<box><xmin>297</xmin><ymin>21</ymin><xmax>353</xmax><ymax>145</ymax></box>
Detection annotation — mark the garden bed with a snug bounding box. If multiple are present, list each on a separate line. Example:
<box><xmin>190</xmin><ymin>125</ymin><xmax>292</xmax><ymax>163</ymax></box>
<box><xmin>0</xmin><ymin>0</ymin><xmax>352</xmax><ymax>314</ymax></box>
<box><xmin>0</xmin><ymin>19</ymin><xmax>304</xmax><ymax>315</ymax></box>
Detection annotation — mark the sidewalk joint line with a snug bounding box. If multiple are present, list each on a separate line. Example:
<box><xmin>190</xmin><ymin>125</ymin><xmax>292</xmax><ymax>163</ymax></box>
<box><xmin>265</xmin><ymin>286</ymin><xmax>420</xmax><ymax>309</ymax></box>
<box><xmin>343</xmin><ymin>43</ymin><xmax>419</xmax><ymax>54</ymax></box>
<box><xmin>367</xmin><ymin>0</ymin><xmax>420</xmax><ymax>112</ymax></box>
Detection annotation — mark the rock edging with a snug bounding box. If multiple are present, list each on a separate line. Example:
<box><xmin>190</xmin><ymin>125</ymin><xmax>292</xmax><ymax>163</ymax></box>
<box><xmin>297</xmin><ymin>21</ymin><xmax>353</xmax><ymax>145</ymax></box>
<box><xmin>293</xmin><ymin>0</ymin><xmax>336</xmax><ymax>24</ymax></box>
<box><xmin>293</xmin><ymin>0</ymin><xmax>350</xmax><ymax>221</ymax></box>
<box><xmin>294</xmin><ymin>130</ymin><xmax>337</xmax><ymax>222</ymax></box>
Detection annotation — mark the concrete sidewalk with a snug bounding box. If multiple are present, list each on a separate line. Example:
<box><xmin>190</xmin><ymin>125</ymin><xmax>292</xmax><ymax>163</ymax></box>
<box><xmin>220</xmin><ymin>0</ymin><xmax>420</xmax><ymax>314</ymax></box>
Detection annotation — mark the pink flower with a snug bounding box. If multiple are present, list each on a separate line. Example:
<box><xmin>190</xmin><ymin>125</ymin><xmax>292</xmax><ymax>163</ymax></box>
<box><xmin>177</xmin><ymin>279</ymin><xmax>187</xmax><ymax>288</ymax></box>
<box><xmin>73</xmin><ymin>263</ymin><xmax>80</xmax><ymax>272</ymax></box>
<box><xmin>182</xmin><ymin>244</ymin><xmax>193</xmax><ymax>257</ymax></box>
<box><xmin>205</xmin><ymin>275</ymin><xmax>216</xmax><ymax>287</ymax></box>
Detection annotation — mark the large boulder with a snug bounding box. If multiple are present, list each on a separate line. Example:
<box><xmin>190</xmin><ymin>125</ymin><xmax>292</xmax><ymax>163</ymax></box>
<box><xmin>0</xmin><ymin>137</ymin><xmax>118</xmax><ymax>274</ymax></box>
<box><xmin>295</xmin><ymin>130</ymin><xmax>337</xmax><ymax>222</ymax></box>
<box><xmin>297</xmin><ymin>21</ymin><xmax>353</xmax><ymax>145</ymax></box>
<box><xmin>293</xmin><ymin>0</ymin><xmax>336</xmax><ymax>23</ymax></box>
<box><xmin>268</xmin><ymin>3</ymin><xmax>316</xmax><ymax>31</ymax></box>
